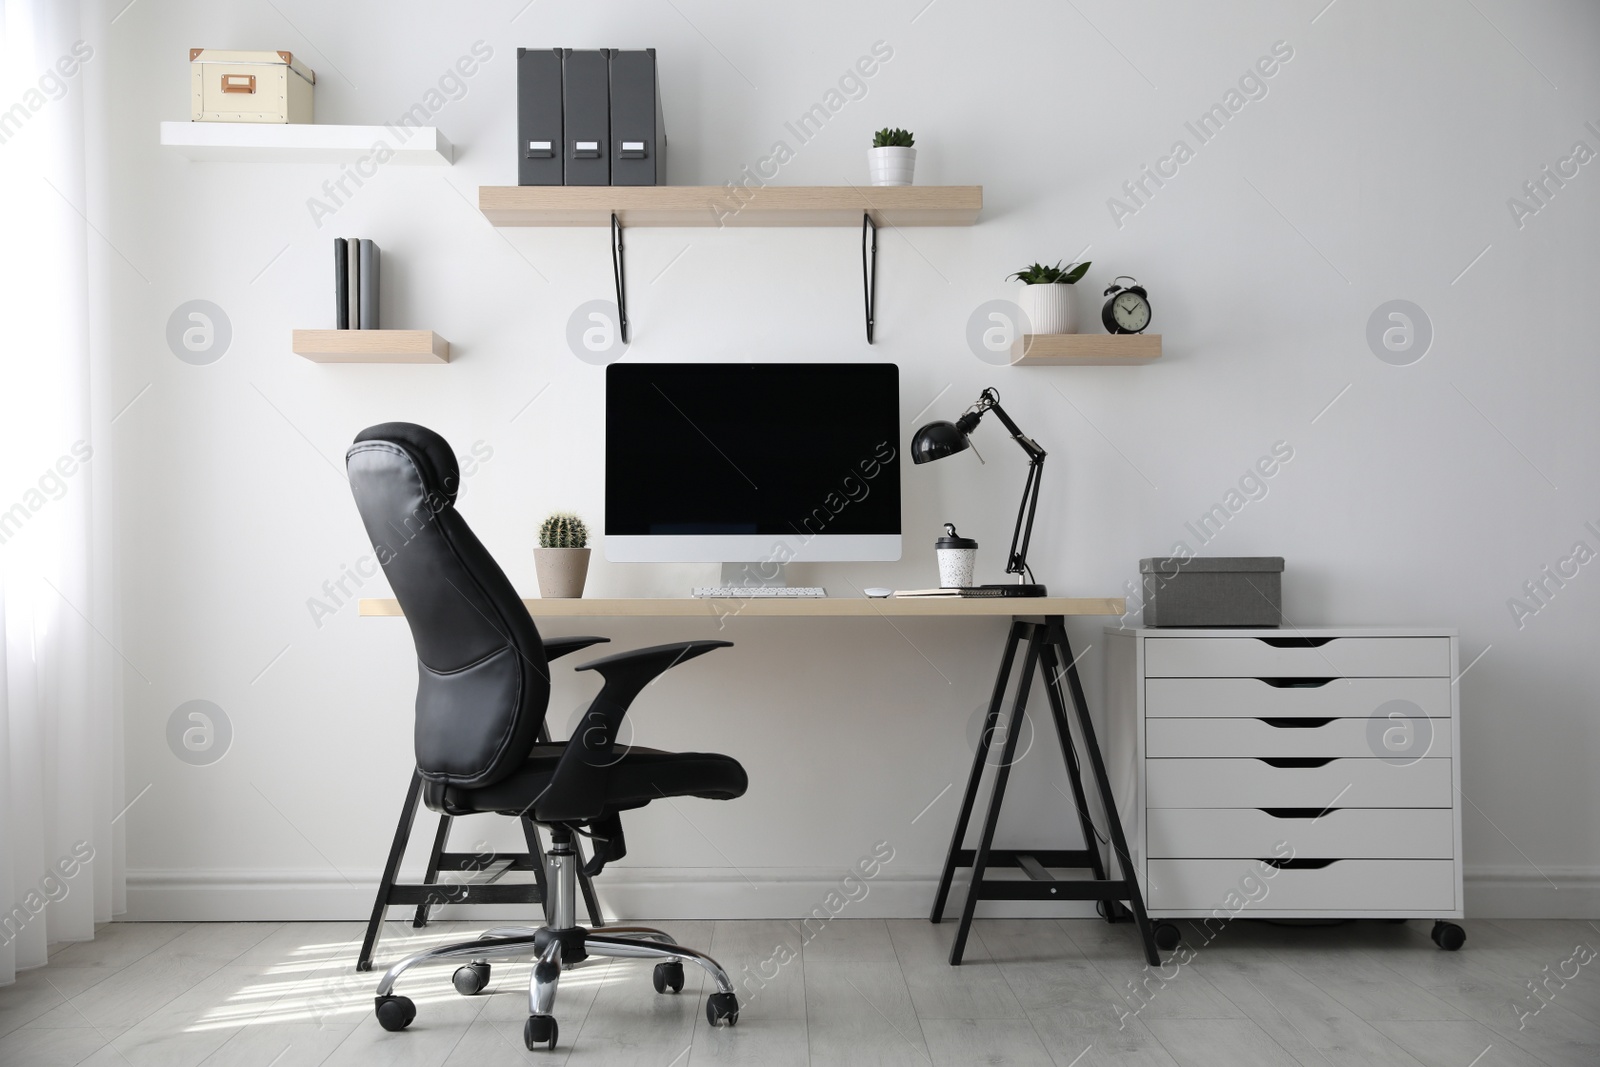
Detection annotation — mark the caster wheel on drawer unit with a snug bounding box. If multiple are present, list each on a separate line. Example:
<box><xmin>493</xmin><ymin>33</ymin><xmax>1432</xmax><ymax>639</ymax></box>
<box><xmin>653</xmin><ymin>961</ymin><xmax>685</xmax><ymax>994</ymax></box>
<box><xmin>452</xmin><ymin>961</ymin><xmax>490</xmax><ymax>995</ymax></box>
<box><xmin>1153</xmin><ymin>922</ymin><xmax>1183</xmax><ymax>951</ymax></box>
<box><xmin>1431</xmin><ymin>921</ymin><xmax>1466</xmax><ymax>951</ymax></box>
<box><xmin>523</xmin><ymin>1014</ymin><xmax>558</xmax><ymax>1051</ymax></box>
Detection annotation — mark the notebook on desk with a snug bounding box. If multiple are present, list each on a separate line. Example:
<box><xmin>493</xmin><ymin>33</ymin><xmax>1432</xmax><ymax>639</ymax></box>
<box><xmin>893</xmin><ymin>586</ymin><xmax>1047</xmax><ymax>599</ymax></box>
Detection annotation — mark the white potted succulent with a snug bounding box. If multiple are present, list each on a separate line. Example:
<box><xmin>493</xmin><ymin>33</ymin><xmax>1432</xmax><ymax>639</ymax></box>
<box><xmin>1007</xmin><ymin>260</ymin><xmax>1092</xmax><ymax>334</ymax></box>
<box><xmin>868</xmin><ymin>127</ymin><xmax>916</xmax><ymax>186</ymax></box>
<box><xmin>534</xmin><ymin>512</ymin><xmax>590</xmax><ymax>598</ymax></box>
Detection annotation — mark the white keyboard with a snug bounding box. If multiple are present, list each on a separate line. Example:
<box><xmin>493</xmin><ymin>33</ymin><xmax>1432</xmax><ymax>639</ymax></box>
<box><xmin>691</xmin><ymin>586</ymin><xmax>827</xmax><ymax>598</ymax></box>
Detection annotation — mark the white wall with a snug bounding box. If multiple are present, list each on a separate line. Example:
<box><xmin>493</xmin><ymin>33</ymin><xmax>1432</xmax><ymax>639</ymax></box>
<box><xmin>78</xmin><ymin>0</ymin><xmax>1600</xmax><ymax>920</ymax></box>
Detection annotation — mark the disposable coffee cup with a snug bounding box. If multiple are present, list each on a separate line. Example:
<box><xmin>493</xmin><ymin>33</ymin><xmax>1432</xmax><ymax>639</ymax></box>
<box><xmin>936</xmin><ymin>524</ymin><xmax>978</xmax><ymax>588</ymax></box>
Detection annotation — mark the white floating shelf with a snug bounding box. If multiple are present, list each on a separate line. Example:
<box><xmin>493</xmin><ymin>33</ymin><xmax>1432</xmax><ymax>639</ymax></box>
<box><xmin>160</xmin><ymin>121</ymin><xmax>453</xmax><ymax>165</ymax></box>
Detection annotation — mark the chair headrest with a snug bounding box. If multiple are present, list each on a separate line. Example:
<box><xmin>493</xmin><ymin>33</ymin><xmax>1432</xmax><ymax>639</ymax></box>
<box><xmin>351</xmin><ymin>422</ymin><xmax>461</xmax><ymax>505</ymax></box>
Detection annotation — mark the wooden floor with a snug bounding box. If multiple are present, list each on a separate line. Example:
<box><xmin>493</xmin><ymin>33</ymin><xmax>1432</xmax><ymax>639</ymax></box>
<box><xmin>1</xmin><ymin>916</ymin><xmax>1597</xmax><ymax>1065</ymax></box>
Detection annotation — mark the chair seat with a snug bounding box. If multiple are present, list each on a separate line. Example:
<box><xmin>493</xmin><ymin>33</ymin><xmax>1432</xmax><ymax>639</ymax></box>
<box><xmin>442</xmin><ymin>744</ymin><xmax>747</xmax><ymax>817</ymax></box>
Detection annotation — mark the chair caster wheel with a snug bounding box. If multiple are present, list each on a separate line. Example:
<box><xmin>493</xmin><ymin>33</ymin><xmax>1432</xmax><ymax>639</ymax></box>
<box><xmin>653</xmin><ymin>961</ymin><xmax>685</xmax><ymax>994</ymax></box>
<box><xmin>374</xmin><ymin>994</ymin><xmax>415</xmax><ymax>1031</ymax></box>
<box><xmin>705</xmin><ymin>991</ymin><xmax>740</xmax><ymax>1027</ymax></box>
<box><xmin>1431</xmin><ymin>921</ymin><xmax>1466</xmax><ymax>951</ymax></box>
<box><xmin>453</xmin><ymin>961</ymin><xmax>490</xmax><ymax>995</ymax></box>
<box><xmin>524</xmin><ymin>1014</ymin><xmax>558</xmax><ymax>1051</ymax></box>
<box><xmin>1153</xmin><ymin>922</ymin><xmax>1183</xmax><ymax>951</ymax></box>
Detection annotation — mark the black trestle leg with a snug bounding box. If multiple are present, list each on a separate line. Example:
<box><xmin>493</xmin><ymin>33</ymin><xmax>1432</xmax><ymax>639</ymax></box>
<box><xmin>413</xmin><ymin>813</ymin><xmax>453</xmax><ymax>927</ymax></box>
<box><xmin>931</xmin><ymin>621</ymin><xmax>1023</xmax><ymax>924</ymax></box>
<box><xmin>933</xmin><ymin>616</ymin><xmax>1162</xmax><ymax>969</ymax></box>
<box><xmin>950</xmin><ymin>626</ymin><xmax>1043</xmax><ymax>965</ymax></box>
<box><xmin>360</xmin><ymin>770</ymin><xmax>423</xmax><ymax>972</ymax></box>
<box><xmin>1046</xmin><ymin>618</ymin><xmax>1159</xmax><ymax>966</ymax></box>
<box><xmin>1037</xmin><ymin>642</ymin><xmax>1110</xmax><ymax>891</ymax></box>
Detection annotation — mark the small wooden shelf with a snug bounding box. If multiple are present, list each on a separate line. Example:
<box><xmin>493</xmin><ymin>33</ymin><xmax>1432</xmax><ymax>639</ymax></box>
<box><xmin>161</xmin><ymin>121</ymin><xmax>453</xmax><ymax>165</ymax></box>
<box><xmin>478</xmin><ymin>184</ymin><xmax>982</xmax><ymax>227</ymax></box>
<box><xmin>292</xmin><ymin>330</ymin><xmax>449</xmax><ymax>364</ymax></box>
<box><xmin>1010</xmin><ymin>333</ymin><xmax>1162</xmax><ymax>366</ymax></box>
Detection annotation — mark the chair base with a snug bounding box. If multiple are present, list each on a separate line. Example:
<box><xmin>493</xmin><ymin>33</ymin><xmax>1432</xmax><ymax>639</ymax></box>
<box><xmin>370</xmin><ymin>829</ymin><xmax>739</xmax><ymax>1051</ymax></box>
<box><xmin>372</xmin><ymin>923</ymin><xmax>739</xmax><ymax>1049</ymax></box>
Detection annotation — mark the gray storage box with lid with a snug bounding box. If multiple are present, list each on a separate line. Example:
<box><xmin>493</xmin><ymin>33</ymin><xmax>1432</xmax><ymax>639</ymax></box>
<box><xmin>1139</xmin><ymin>556</ymin><xmax>1283</xmax><ymax>627</ymax></box>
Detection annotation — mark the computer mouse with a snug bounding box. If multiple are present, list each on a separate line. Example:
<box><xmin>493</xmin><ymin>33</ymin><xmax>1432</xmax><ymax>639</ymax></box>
<box><xmin>864</xmin><ymin>587</ymin><xmax>894</xmax><ymax>598</ymax></box>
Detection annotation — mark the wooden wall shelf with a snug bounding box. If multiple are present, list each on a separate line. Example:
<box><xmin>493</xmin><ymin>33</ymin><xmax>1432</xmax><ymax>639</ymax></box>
<box><xmin>477</xmin><ymin>185</ymin><xmax>982</xmax><ymax>227</ymax></box>
<box><xmin>160</xmin><ymin>121</ymin><xmax>453</xmax><ymax>165</ymax></box>
<box><xmin>477</xmin><ymin>185</ymin><xmax>980</xmax><ymax>343</ymax></box>
<box><xmin>1010</xmin><ymin>334</ymin><xmax>1162</xmax><ymax>366</ymax></box>
<box><xmin>292</xmin><ymin>330</ymin><xmax>450</xmax><ymax>364</ymax></box>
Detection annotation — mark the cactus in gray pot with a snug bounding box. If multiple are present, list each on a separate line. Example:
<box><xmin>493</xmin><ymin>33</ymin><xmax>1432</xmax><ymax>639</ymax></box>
<box><xmin>539</xmin><ymin>512</ymin><xmax>589</xmax><ymax>549</ymax></box>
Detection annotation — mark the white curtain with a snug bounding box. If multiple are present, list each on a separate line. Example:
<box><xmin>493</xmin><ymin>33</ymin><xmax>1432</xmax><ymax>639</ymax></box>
<box><xmin>0</xmin><ymin>0</ymin><xmax>122</xmax><ymax>983</ymax></box>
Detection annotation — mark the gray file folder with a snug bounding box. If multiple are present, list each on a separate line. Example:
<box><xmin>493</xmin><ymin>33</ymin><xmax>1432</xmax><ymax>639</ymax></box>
<box><xmin>561</xmin><ymin>48</ymin><xmax>611</xmax><ymax>185</ymax></box>
<box><xmin>517</xmin><ymin>48</ymin><xmax>562</xmax><ymax>186</ymax></box>
<box><xmin>609</xmin><ymin>48</ymin><xmax>665</xmax><ymax>186</ymax></box>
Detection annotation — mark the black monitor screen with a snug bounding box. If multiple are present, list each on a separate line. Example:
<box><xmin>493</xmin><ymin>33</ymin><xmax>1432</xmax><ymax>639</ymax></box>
<box><xmin>606</xmin><ymin>363</ymin><xmax>901</xmax><ymax>537</ymax></box>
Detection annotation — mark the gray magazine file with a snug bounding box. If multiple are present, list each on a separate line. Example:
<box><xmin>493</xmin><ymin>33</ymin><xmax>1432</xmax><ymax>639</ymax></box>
<box><xmin>517</xmin><ymin>48</ymin><xmax>562</xmax><ymax>186</ymax></box>
<box><xmin>561</xmin><ymin>48</ymin><xmax>610</xmax><ymax>185</ymax></box>
<box><xmin>609</xmin><ymin>49</ymin><xmax>665</xmax><ymax>186</ymax></box>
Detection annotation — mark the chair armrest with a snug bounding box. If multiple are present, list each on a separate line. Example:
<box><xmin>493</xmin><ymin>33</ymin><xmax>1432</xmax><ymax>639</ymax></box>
<box><xmin>536</xmin><ymin>640</ymin><xmax>733</xmax><ymax>822</ymax></box>
<box><xmin>543</xmin><ymin>636</ymin><xmax>610</xmax><ymax>661</ymax></box>
<box><xmin>573</xmin><ymin>639</ymin><xmax>731</xmax><ymax>681</ymax></box>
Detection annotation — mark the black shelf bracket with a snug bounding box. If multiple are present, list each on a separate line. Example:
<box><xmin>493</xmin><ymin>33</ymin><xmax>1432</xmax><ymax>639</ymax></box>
<box><xmin>862</xmin><ymin>212</ymin><xmax>877</xmax><ymax>343</ymax></box>
<box><xmin>611</xmin><ymin>212</ymin><xmax>630</xmax><ymax>344</ymax></box>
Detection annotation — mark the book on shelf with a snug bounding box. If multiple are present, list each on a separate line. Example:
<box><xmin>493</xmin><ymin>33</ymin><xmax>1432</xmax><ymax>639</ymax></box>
<box><xmin>346</xmin><ymin>238</ymin><xmax>360</xmax><ymax>328</ymax></box>
<box><xmin>333</xmin><ymin>238</ymin><xmax>348</xmax><ymax>329</ymax></box>
<box><xmin>359</xmin><ymin>239</ymin><xmax>379</xmax><ymax>329</ymax></box>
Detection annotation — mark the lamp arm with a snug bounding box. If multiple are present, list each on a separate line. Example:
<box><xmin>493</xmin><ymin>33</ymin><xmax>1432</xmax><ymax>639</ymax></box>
<box><xmin>981</xmin><ymin>394</ymin><xmax>1046</xmax><ymax>463</ymax></box>
<box><xmin>975</xmin><ymin>392</ymin><xmax>1046</xmax><ymax>579</ymax></box>
<box><xmin>1006</xmin><ymin>455</ymin><xmax>1045</xmax><ymax>578</ymax></box>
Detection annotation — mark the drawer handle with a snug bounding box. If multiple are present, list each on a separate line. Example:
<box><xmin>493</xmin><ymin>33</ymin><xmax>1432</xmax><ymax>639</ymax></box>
<box><xmin>1259</xmin><ymin>808</ymin><xmax>1334</xmax><ymax>819</ymax></box>
<box><xmin>1259</xmin><ymin>717</ymin><xmax>1335</xmax><ymax>729</ymax></box>
<box><xmin>1260</xmin><ymin>677</ymin><xmax>1335</xmax><ymax>688</ymax></box>
<box><xmin>221</xmin><ymin>73</ymin><xmax>256</xmax><ymax>94</ymax></box>
<box><xmin>1257</xmin><ymin>637</ymin><xmax>1335</xmax><ymax>648</ymax></box>
<box><xmin>1261</xmin><ymin>858</ymin><xmax>1341</xmax><ymax>870</ymax></box>
<box><xmin>1257</xmin><ymin>757</ymin><xmax>1336</xmax><ymax>768</ymax></box>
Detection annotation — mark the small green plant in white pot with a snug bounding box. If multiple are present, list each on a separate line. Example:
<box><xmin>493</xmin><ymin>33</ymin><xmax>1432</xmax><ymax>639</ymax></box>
<box><xmin>1007</xmin><ymin>260</ymin><xmax>1091</xmax><ymax>334</ymax></box>
<box><xmin>868</xmin><ymin>127</ymin><xmax>916</xmax><ymax>186</ymax></box>
<box><xmin>535</xmin><ymin>513</ymin><xmax>590</xmax><ymax>598</ymax></box>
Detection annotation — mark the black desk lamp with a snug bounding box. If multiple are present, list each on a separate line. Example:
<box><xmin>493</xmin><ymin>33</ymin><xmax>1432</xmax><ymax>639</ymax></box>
<box><xmin>912</xmin><ymin>387</ymin><xmax>1048</xmax><ymax>597</ymax></box>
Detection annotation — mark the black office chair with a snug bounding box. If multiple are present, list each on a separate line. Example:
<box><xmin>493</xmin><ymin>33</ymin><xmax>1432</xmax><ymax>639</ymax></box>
<box><xmin>346</xmin><ymin>423</ymin><xmax>748</xmax><ymax>1051</ymax></box>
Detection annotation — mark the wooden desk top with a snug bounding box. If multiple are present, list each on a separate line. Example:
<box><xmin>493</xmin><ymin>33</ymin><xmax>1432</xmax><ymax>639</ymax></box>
<box><xmin>358</xmin><ymin>597</ymin><xmax>1125</xmax><ymax>619</ymax></box>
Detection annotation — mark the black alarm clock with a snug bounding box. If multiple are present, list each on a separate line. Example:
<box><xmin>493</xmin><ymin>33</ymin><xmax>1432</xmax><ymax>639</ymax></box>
<box><xmin>1102</xmin><ymin>276</ymin><xmax>1151</xmax><ymax>334</ymax></box>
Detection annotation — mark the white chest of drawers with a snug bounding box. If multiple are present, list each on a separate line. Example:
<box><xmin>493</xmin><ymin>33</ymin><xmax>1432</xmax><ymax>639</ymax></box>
<box><xmin>1105</xmin><ymin>627</ymin><xmax>1463</xmax><ymax>935</ymax></box>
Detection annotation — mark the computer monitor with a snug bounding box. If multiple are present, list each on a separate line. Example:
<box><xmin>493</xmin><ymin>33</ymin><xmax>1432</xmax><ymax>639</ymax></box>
<box><xmin>605</xmin><ymin>363</ymin><xmax>902</xmax><ymax>564</ymax></box>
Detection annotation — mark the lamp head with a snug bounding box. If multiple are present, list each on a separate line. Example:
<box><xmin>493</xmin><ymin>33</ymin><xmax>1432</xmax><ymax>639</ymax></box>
<box><xmin>910</xmin><ymin>418</ymin><xmax>971</xmax><ymax>464</ymax></box>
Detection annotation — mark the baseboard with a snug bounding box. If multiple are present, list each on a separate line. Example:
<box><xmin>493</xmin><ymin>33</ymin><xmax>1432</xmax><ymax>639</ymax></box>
<box><xmin>122</xmin><ymin>866</ymin><xmax>1600</xmax><ymax>922</ymax></box>
<box><xmin>122</xmin><ymin>867</ymin><xmax>1104</xmax><ymax>923</ymax></box>
<box><xmin>1463</xmin><ymin>866</ymin><xmax>1600</xmax><ymax>918</ymax></box>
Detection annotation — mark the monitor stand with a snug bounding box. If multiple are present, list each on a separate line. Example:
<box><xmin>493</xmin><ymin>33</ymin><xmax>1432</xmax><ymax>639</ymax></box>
<box><xmin>719</xmin><ymin>562</ymin><xmax>789</xmax><ymax>589</ymax></box>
